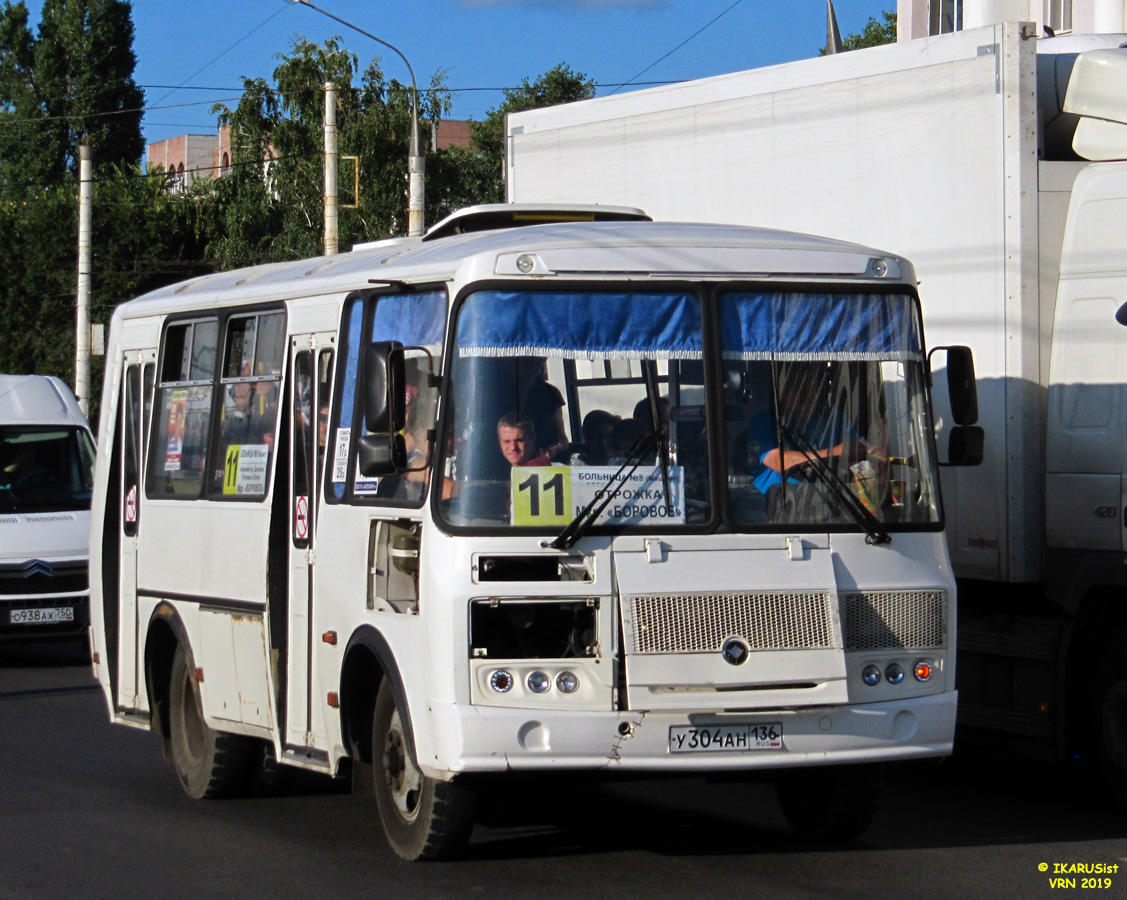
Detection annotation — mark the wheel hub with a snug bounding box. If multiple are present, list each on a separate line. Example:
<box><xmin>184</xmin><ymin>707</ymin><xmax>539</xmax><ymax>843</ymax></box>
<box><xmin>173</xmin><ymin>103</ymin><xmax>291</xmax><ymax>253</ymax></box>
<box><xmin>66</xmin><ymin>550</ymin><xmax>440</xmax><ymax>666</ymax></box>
<box><xmin>382</xmin><ymin>708</ymin><xmax>422</xmax><ymax>821</ymax></box>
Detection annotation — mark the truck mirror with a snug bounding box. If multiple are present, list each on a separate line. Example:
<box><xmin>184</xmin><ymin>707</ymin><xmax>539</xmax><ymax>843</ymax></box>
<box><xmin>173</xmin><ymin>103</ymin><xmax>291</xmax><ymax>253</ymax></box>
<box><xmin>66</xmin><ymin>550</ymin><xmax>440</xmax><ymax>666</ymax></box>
<box><xmin>945</xmin><ymin>425</ymin><xmax>984</xmax><ymax>467</ymax></box>
<box><xmin>362</xmin><ymin>341</ymin><xmax>405</xmax><ymax>434</ymax></box>
<box><xmin>1116</xmin><ymin>302</ymin><xmax>1127</xmax><ymax>326</ymax></box>
<box><xmin>944</xmin><ymin>345</ymin><xmax>979</xmax><ymax>425</ymax></box>
<box><xmin>357</xmin><ymin>432</ymin><xmax>406</xmax><ymax>477</ymax></box>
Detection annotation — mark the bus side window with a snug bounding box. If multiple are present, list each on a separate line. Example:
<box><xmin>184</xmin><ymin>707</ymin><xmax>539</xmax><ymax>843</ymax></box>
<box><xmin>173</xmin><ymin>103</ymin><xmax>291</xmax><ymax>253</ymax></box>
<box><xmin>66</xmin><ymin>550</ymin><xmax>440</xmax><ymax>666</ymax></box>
<box><xmin>211</xmin><ymin>311</ymin><xmax>285</xmax><ymax>499</ymax></box>
<box><xmin>147</xmin><ymin>319</ymin><xmax>218</xmax><ymax>498</ymax></box>
<box><xmin>122</xmin><ymin>365</ymin><xmax>141</xmax><ymax>535</ymax></box>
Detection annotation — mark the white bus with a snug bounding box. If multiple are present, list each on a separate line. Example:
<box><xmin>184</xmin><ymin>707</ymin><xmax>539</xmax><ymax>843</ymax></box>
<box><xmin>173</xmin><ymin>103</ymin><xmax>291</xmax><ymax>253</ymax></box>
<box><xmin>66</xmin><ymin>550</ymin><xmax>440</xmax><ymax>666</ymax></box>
<box><xmin>90</xmin><ymin>205</ymin><xmax>977</xmax><ymax>859</ymax></box>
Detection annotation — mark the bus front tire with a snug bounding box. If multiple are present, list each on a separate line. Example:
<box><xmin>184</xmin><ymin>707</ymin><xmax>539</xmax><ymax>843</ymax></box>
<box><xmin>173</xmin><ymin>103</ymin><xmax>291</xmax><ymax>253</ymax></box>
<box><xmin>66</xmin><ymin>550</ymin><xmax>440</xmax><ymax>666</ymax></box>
<box><xmin>775</xmin><ymin>763</ymin><xmax>883</xmax><ymax>842</ymax></box>
<box><xmin>168</xmin><ymin>642</ymin><xmax>254</xmax><ymax>799</ymax></box>
<box><xmin>371</xmin><ymin>679</ymin><xmax>474</xmax><ymax>860</ymax></box>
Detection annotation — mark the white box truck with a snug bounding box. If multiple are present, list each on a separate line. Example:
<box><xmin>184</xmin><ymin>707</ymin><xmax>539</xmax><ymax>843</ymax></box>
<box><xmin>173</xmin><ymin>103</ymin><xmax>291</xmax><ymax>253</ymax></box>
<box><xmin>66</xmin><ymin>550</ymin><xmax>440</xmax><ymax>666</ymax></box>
<box><xmin>506</xmin><ymin>22</ymin><xmax>1127</xmax><ymax>798</ymax></box>
<box><xmin>0</xmin><ymin>375</ymin><xmax>96</xmax><ymax>644</ymax></box>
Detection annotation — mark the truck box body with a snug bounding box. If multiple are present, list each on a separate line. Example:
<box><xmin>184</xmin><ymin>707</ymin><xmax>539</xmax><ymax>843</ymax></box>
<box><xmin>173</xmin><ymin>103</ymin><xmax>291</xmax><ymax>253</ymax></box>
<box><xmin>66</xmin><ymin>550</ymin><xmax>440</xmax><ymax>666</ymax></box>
<box><xmin>507</xmin><ymin>22</ymin><xmax>1127</xmax><ymax>589</ymax></box>
<box><xmin>507</xmin><ymin>23</ymin><xmax>1127</xmax><ymax>761</ymax></box>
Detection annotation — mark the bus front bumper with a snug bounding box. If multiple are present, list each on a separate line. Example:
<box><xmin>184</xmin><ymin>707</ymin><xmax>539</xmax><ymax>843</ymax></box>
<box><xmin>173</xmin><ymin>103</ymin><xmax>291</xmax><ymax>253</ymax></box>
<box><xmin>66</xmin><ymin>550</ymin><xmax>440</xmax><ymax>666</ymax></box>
<box><xmin>424</xmin><ymin>690</ymin><xmax>957</xmax><ymax>776</ymax></box>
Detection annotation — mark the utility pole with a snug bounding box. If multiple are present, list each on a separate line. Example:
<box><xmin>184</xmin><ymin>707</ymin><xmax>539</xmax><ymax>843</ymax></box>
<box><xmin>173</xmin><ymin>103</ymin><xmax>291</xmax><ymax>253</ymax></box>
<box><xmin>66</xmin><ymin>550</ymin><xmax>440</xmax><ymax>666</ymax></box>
<box><xmin>75</xmin><ymin>139</ymin><xmax>92</xmax><ymax>416</ymax></box>
<box><xmin>324</xmin><ymin>82</ymin><xmax>339</xmax><ymax>255</ymax></box>
<box><xmin>287</xmin><ymin>0</ymin><xmax>426</xmax><ymax>236</ymax></box>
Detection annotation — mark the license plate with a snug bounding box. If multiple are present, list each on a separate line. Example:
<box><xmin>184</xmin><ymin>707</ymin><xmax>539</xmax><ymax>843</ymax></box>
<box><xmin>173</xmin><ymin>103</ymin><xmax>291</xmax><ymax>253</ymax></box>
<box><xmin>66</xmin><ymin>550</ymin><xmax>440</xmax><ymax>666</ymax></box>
<box><xmin>669</xmin><ymin>722</ymin><xmax>783</xmax><ymax>753</ymax></box>
<box><xmin>9</xmin><ymin>607</ymin><xmax>74</xmax><ymax>625</ymax></box>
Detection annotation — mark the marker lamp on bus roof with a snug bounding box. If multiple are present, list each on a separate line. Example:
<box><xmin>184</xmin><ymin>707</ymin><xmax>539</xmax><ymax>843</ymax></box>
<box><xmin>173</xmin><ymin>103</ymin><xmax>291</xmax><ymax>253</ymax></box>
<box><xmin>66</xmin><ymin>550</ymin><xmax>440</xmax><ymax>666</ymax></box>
<box><xmin>914</xmin><ymin>661</ymin><xmax>933</xmax><ymax>682</ymax></box>
<box><xmin>885</xmin><ymin>662</ymin><xmax>905</xmax><ymax>685</ymax></box>
<box><xmin>861</xmin><ymin>664</ymin><xmax>881</xmax><ymax>686</ymax></box>
<box><xmin>527</xmin><ymin>671</ymin><xmax>551</xmax><ymax>693</ymax></box>
<box><xmin>515</xmin><ymin>254</ymin><xmax>535</xmax><ymax>274</ymax></box>
<box><xmin>556</xmin><ymin>671</ymin><xmax>579</xmax><ymax>693</ymax></box>
<box><xmin>490</xmin><ymin>670</ymin><xmax>514</xmax><ymax>693</ymax></box>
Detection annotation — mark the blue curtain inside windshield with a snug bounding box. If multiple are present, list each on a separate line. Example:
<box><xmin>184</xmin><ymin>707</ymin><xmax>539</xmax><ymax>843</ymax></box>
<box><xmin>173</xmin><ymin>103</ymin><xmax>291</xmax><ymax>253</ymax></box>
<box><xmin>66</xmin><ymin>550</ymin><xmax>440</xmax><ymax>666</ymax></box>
<box><xmin>457</xmin><ymin>291</ymin><xmax>702</xmax><ymax>359</ymax></box>
<box><xmin>721</xmin><ymin>292</ymin><xmax>921</xmax><ymax>361</ymax></box>
<box><xmin>370</xmin><ymin>291</ymin><xmax>447</xmax><ymax>346</ymax></box>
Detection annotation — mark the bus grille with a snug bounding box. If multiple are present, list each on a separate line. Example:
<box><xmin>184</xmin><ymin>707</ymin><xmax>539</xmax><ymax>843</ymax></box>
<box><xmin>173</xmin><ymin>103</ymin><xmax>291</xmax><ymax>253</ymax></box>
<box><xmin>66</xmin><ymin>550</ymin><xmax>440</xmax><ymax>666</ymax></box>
<box><xmin>842</xmin><ymin>590</ymin><xmax>946</xmax><ymax>650</ymax></box>
<box><xmin>628</xmin><ymin>592</ymin><xmax>835</xmax><ymax>654</ymax></box>
<box><xmin>0</xmin><ymin>563</ymin><xmax>89</xmax><ymax>597</ymax></box>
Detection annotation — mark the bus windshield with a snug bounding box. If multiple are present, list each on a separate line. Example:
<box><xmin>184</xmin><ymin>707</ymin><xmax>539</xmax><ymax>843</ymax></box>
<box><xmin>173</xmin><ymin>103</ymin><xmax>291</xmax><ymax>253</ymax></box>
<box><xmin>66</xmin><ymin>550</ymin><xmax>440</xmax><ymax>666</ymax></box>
<box><xmin>0</xmin><ymin>427</ymin><xmax>95</xmax><ymax>513</ymax></box>
<box><xmin>436</xmin><ymin>288</ymin><xmax>940</xmax><ymax>533</ymax></box>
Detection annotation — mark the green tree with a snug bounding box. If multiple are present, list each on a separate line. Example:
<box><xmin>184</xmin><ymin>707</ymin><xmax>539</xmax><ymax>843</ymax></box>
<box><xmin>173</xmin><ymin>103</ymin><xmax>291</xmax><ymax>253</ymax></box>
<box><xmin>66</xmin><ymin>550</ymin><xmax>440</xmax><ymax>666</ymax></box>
<box><xmin>0</xmin><ymin>0</ymin><xmax>200</xmax><ymax>398</ymax></box>
<box><xmin>0</xmin><ymin>0</ymin><xmax>144</xmax><ymax>189</ymax></box>
<box><xmin>441</xmin><ymin>63</ymin><xmax>595</xmax><ymax>207</ymax></box>
<box><xmin>204</xmin><ymin>35</ymin><xmax>451</xmax><ymax>267</ymax></box>
<box><xmin>839</xmin><ymin>11</ymin><xmax>897</xmax><ymax>51</ymax></box>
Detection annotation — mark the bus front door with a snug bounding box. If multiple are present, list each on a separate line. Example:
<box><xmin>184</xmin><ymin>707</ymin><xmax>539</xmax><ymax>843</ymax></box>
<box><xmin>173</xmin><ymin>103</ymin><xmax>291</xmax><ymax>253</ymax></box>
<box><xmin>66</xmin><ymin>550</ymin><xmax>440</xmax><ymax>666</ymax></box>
<box><xmin>285</xmin><ymin>341</ymin><xmax>334</xmax><ymax>754</ymax></box>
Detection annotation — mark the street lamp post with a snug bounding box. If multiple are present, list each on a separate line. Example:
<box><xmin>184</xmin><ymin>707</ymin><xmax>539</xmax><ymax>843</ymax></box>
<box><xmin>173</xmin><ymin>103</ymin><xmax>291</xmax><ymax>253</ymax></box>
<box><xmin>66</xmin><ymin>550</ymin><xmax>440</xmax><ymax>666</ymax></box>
<box><xmin>286</xmin><ymin>0</ymin><xmax>426</xmax><ymax>237</ymax></box>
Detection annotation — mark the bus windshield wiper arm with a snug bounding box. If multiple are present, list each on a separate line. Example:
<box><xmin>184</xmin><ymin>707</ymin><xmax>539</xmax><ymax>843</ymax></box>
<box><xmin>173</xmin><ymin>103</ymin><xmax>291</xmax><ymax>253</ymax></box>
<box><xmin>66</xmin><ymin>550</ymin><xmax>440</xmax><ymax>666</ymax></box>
<box><xmin>546</xmin><ymin>431</ymin><xmax>658</xmax><ymax>550</ymax></box>
<box><xmin>779</xmin><ymin>424</ymin><xmax>891</xmax><ymax>545</ymax></box>
<box><xmin>642</xmin><ymin>360</ymin><xmax>673</xmax><ymax>515</ymax></box>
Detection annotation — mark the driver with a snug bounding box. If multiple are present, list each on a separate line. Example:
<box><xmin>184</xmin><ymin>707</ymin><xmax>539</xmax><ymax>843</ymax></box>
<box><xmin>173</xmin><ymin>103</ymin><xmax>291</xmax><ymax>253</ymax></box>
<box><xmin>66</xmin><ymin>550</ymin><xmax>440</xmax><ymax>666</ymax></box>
<box><xmin>749</xmin><ymin>362</ymin><xmax>864</xmax><ymax>494</ymax></box>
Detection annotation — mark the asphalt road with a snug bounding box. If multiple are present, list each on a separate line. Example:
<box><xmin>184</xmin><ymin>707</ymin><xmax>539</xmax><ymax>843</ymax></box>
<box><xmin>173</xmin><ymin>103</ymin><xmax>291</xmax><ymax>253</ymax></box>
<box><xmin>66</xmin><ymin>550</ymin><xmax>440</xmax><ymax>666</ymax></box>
<box><xmin>2</xmin><ymin>640</ymin><xmax>1125</xmax><ymax>900</ymax></box>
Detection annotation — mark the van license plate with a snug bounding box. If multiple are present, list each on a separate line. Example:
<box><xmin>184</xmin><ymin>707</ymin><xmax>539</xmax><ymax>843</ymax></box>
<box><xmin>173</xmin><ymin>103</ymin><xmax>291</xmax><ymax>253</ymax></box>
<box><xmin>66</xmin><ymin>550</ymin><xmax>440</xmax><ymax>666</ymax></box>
<box><xmin>9</xmin><ymin>607</ymin><xmax>74</xmax><ymax>625</ymax></box>
<box><xmin>669</xmin><ymin>723</ymin><xmax>782</xmax><ymax>753</ymax></box>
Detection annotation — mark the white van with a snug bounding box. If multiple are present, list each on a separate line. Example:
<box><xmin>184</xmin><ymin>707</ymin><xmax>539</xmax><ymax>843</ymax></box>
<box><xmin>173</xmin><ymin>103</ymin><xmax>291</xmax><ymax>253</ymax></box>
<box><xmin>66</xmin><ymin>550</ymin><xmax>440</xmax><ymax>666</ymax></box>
<box><xmin>0</xmin><ymin>375</ymin><xmax>96</xmax><ymax>642</ymax></box>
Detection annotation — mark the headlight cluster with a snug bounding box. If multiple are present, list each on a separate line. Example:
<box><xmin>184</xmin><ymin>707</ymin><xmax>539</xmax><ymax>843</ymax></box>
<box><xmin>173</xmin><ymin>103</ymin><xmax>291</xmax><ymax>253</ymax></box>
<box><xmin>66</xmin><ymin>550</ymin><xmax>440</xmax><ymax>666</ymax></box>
<box><xmin>489</xmin><ymin>668</ymin><xmax>580</xmax><ymax>695</ymax></box>
<box><xmin>861</xmin><ymin>660</ymin><xmax>935</xmax><ymax>686</ymax></box>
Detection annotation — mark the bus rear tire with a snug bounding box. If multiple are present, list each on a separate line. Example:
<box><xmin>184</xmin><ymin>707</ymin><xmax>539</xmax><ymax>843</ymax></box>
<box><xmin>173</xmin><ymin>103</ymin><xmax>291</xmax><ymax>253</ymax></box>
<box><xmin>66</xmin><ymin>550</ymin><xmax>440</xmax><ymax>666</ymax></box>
<box><xmin>371</xmin><ymin>679</ymin><xmax>474</xmax><ymax>860</ymax></box>
<box><xmin>775</xmin><ymin>763</ymin><xmax>883</xmax><ymax>841</ymax></box>
<box><xmin>168</xmin><ymin>642</ymin><xmax>254</xmax><ymax>799</ymax></box>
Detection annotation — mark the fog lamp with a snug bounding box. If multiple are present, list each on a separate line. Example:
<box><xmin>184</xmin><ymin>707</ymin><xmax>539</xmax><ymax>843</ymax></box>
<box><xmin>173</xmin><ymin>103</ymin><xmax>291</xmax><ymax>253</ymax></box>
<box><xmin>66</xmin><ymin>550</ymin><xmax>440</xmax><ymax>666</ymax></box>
<box><xmin>556</xmin><ymin>671</ymin><xmax>579</xmax><ymax>693</ymax></box>
<box><xmin>527</xmin><ymin>671</ymin><xmax>551</xmax><ymax>693</ymax></box>
<box><xmin>914</xmin><ymin>661</ymin><xmax>933</xmax><ymax>682</ymax></box>
<box><xmin>861</xmin><ymin>664</ymin><xmax>881</xmax><ymax>686</ymax></box>
<box><xmin>490</xmin><ymin>670</ymin><xmax>513</xmax><ymax>693</ymax></box>
<box><xmin>885</xmin><ymin>662</ymin><xmax>905</xmax><ymax>685</ymax></box>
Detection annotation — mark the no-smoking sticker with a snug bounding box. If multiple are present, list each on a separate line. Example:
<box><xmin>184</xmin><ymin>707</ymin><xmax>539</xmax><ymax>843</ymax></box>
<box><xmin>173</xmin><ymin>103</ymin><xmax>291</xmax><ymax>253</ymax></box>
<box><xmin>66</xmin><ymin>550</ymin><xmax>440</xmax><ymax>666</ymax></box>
<box><xmin>294</xmin><ymin>494</ymin><xmax>309</xmax><ymax>541</ymax></box>
<box><xmin>124</xmin><ymin>484</ymin><xmax>138</xmax><ymax>523</ymax></box>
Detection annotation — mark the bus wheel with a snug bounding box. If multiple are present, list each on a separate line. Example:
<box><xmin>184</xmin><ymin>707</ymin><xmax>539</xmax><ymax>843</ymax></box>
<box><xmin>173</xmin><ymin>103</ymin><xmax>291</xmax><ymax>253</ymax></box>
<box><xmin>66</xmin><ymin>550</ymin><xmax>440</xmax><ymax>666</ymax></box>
<box><xmin>168</xmin><ymin>642</ymin><xmax>253</xmax><ymax>799</ymax></box>
<box><xmin>371</xmin><ymin>679</ymin><xmax>474</xmax><ymax>860</ymax></box>
<box><xmin>1097</xmin><ymin>631</ymin><xmax>1127</xmax><ymax>810</ymax></box>
<box><xmin>775</xmin><ymin>763</ymin><xmax>883</xmax><ymax>841</ymax></box>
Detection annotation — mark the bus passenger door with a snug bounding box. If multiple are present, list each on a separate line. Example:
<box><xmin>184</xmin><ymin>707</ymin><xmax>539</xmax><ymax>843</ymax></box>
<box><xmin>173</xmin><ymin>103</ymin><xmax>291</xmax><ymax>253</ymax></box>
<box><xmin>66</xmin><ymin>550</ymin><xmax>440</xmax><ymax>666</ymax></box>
<box><xmin>285</xmin><ymin>341</ymin><xmax>333</xmax><ymax>751</ymax></box>
<box><xmin>117</xmin><ymin>354</ymin><xmax>154</xmax><ymax>709</ymax></box>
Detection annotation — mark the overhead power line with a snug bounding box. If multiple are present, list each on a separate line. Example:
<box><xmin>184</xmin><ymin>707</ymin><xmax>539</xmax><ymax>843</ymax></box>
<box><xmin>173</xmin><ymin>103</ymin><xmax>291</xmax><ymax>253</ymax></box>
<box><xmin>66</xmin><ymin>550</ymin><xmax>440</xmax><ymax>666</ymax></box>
<box><xmin>608</xmin><ymin>0</ymin><xmax>747</xmax><ymax>96</ymax></box>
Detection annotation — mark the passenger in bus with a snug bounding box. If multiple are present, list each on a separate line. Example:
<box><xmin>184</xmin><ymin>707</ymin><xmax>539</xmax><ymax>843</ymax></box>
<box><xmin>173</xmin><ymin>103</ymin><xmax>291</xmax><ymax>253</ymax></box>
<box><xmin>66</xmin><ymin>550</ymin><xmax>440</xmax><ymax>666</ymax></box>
<box><xmin>632</xmin><ymin>396</ymin><xmax>670</xmax><ymax>439</ymax></box>
<box><xmin>516</xmin><ymin>357</ymin><xmax>567</xmax><ymax>459</ymax></box>
<box><xmin>608</xmin><ymin>417</ymin><xmax>655</xmax><ymax>466</ymax></box>
<box><xmin>497</xmin><ymin>413</ymin><xmax>550</xmax><ymax>467</ymax></box>
<box><xmin>575</xmin><ymin>409</ymin><xmax>619</xmax><ymax>466</ymax></box>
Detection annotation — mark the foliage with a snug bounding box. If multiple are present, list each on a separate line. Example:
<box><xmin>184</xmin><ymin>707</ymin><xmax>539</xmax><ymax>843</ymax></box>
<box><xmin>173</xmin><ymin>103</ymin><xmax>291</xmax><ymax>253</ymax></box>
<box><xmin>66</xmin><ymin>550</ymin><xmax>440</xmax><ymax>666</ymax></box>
<box><xmin>204</xmin><ymin>36</ymin><xmax>452</xmax><ymax>267</ymax></box>
<box><xmin>0</xmin><ymin>0</ymin><xmax>144</xmax><ymax>191</ymax></box>
<box><xmin>839</xmin><ymin>11</ymin><xmax>897</xmax><ymax>51</ymax></box>
<box><xmin>0</xmin><ymin>0</ymin><xmax>163</xmax><ymax>396</ymax></box>
<box><xmin>459</xmin><ymin>64</ymin><xmax>596</xmax><ymax>205</ymax></box>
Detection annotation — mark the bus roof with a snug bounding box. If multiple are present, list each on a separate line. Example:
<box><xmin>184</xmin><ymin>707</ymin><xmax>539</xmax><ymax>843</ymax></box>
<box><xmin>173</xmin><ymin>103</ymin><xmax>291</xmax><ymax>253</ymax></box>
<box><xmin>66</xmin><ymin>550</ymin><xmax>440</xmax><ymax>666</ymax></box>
<box><xmin>115</xmin><ymin>219</ymin><xmax>912</xmax><ymax>320</ymax></box>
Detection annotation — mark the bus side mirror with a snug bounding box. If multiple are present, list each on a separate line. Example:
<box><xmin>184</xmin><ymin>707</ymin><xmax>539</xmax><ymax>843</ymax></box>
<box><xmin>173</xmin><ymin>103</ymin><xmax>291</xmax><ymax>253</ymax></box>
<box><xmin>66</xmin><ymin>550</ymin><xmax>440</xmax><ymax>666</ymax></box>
<box><xmin>1116</xmin><ymin>301</ymin><xmax>1127</xmax><ymax>326</ymax></box>
<box><xmin>944</xmin><ymin>345</ymin><xmax>978</xmax><ymax>425</ymax></box>
<box><xmin>363</xmin><ymin>341</ymin><xmax>405</xmax><ymax>433</ymax></box>
<box><xmin>945</xmin><ymin>425</ymin><xmax>984</xmax><ymax>467</ymax></box>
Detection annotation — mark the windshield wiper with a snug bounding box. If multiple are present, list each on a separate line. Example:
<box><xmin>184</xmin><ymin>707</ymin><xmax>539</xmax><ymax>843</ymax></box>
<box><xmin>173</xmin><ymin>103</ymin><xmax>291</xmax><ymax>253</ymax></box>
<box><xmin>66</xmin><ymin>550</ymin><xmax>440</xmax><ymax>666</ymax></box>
<box><xmin>778</xmin><ymin>425</ymin><xmax>891</xmax><ymax>545</ymax></box>
<box><xmin>642</xmin><ymin>360</ymin><xmax>673</xmax><ymax>515</ymax></box>
<box><xmin>546</xmin><ymin>430</ymin><xmax>659</xmax><ymax>550</ymax></box>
